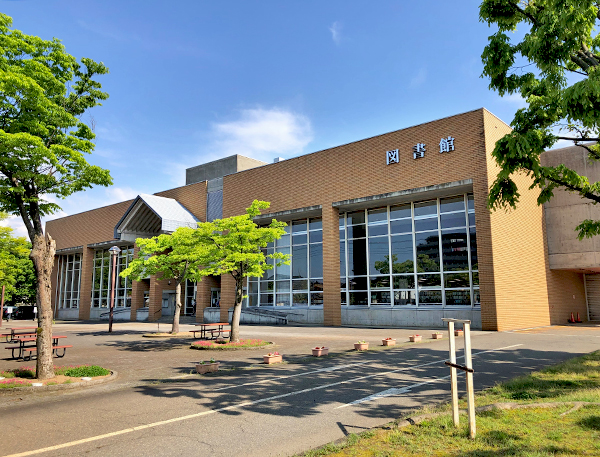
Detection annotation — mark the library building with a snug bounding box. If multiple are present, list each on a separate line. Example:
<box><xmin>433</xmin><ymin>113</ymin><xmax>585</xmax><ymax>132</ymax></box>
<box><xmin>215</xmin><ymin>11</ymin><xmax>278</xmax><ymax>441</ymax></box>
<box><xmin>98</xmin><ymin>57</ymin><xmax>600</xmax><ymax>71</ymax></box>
<box><xmin>46</xmin><ymin>108</ymin><xmax>600</xmax><ymax>331</ymax></box>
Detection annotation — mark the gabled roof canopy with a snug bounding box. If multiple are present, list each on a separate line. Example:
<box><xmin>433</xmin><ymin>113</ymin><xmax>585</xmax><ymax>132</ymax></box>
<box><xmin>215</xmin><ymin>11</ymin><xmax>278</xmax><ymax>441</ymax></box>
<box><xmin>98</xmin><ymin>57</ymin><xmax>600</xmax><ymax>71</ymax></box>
<box><xmin>114</xmin><ymin>194</ymin><xmax>199</xmax><ymax>241</ymax></box>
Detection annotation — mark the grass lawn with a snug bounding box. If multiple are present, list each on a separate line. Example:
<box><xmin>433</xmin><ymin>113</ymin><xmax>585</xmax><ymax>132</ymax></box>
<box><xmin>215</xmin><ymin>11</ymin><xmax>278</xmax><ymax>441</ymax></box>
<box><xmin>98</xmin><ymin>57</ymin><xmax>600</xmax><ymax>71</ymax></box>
<box><xmin>191</xmin><ymin>338</ymin><xmax>272</xmax><ymax>350</ymax></box>
<box><xmin>303</xmin><ymin>351</ymin><xmax>600</xmax><ymax>457</ymax></box>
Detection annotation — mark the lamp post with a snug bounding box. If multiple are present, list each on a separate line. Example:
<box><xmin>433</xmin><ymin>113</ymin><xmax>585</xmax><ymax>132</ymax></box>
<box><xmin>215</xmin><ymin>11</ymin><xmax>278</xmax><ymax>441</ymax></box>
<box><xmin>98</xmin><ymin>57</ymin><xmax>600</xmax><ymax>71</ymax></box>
<box><xmin>108</xmin><ymin>246</ymin><xmax>121</xmax><ymax>333</ymax></box>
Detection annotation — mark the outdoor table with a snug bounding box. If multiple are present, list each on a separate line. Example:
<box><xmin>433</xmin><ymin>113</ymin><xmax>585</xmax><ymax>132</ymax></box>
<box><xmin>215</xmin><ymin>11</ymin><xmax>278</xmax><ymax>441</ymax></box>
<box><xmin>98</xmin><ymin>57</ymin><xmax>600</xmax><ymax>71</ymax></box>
<box><xmin>1</xmin><ymin>326</ymin><xmax>38</xmax><ymax>343</ymax></box>
<box><xmin>193</xmin><ymin>323</ymin><xmax>230</xmax><ymax>340</ymax></box>
<box><xmin>9</xmin><ymin>335</ymin><xmax>67</xmax><ymax>360</ymax></box>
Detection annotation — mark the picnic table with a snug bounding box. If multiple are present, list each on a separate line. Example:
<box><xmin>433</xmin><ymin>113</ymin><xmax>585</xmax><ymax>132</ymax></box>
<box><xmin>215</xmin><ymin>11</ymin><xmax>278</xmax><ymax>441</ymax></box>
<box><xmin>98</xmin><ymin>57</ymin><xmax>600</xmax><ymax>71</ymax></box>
<box><xmin>1</xmin><ymin>326</ymin><xmax>38</xmax><ymax>343</ymax></box>
<box><xmin>5</xmin><ymin>335</ymin><xmax>71</xmax><ymax>361</ymax></box>
<box><xmin>192</xmin><ymin>323</ymin><xmax>230</xmax><ymax>340</ymax></box>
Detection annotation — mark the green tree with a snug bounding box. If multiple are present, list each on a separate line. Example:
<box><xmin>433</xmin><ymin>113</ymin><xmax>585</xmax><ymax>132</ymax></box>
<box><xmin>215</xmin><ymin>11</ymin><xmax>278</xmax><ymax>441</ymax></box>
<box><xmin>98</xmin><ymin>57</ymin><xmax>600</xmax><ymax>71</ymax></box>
<box><xmin>0</xmin><ymin>14</ymin><xmax>111</xmax><ymax>379</ymax></box>
<box><xmin>480</xmin><ymin>1</ymin><xmax>600</xmax><ymax>238</ymax></box>
<box><xmin>120</xmin><ymin>228</ymin><xmax>205</xmax><ymax>334</ymax></box>
<box><xmin>0</xmin><ymin>212</ymin><xmax>31</xmax><ymax>304</ymax></box>
<box><xmin>192</xmin><ymin>200</ymin><xmax>289</xmax><ymax>342</ymax></box>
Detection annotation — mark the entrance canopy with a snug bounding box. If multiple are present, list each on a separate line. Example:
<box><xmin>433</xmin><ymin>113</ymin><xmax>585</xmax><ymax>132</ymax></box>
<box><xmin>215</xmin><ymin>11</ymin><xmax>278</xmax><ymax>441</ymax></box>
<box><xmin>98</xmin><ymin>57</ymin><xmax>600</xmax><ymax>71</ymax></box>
<box><xmin>114</xmin><ymin>194</ymin><xmax>199</xmax><ymax>242</ymax></box>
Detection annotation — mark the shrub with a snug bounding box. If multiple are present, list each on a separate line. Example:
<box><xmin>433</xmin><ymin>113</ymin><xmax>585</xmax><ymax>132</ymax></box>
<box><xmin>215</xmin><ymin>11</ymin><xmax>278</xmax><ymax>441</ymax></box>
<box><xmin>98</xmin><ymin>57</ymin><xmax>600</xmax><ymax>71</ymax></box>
<box><xmin>63</xmin><ymin>366</ymin><xmax>110</xmax><ymax>377</ymax></box>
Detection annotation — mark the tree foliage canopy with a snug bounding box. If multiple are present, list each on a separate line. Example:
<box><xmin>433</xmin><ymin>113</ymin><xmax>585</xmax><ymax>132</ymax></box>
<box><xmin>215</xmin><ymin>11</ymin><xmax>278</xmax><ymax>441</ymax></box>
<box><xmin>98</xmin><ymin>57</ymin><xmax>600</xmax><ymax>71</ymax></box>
<box><xmin>0</xmin><ymin>13</ymin><xmax>112</xmax><ymax>239</ymax></box>
<box><xmin>480</xmin><ymin>0</ymin><xmax>600</xmax><ymax>238</ymax></box>
<box><xmin>0</xmin><ymin>212</ymin><xmax>34</xmax><ymax>303</ymax></box>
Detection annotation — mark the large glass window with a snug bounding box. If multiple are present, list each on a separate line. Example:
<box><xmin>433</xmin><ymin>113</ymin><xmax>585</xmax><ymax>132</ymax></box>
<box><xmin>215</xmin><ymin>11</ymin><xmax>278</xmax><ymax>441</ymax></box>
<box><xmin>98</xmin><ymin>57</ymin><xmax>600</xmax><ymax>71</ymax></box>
<box><xmin>92</xmin><ymin>247</ymin><xmax>134</xmax><ymax>308</ymax></box>
<box><xmin>56</xmin><ymin>253</ymin><xmax>82</xmax><ymax>309</ymax></box>
<box><xmin>246</xmin><ymin>217</ymin><xmax>323</xmax><ymax>307</ymax></box>
<box><xmin>340</xmin><ymin>193</ymin><xmax>479</xmax><ymax>308</ymax></box>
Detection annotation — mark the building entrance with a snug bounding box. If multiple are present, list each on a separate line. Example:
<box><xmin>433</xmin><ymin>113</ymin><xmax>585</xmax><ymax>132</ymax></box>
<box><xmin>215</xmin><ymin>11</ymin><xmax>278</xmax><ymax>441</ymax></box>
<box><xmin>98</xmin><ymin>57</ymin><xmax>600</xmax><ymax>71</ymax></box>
<box><xmin>162</xmin><ymin>291</ymin><xmax>176</xmax><ymax>316</ymax></box>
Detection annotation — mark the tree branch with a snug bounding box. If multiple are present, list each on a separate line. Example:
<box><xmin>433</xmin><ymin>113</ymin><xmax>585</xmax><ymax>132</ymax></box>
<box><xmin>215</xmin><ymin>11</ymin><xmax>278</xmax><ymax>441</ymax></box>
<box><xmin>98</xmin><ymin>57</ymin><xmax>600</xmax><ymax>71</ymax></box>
<box><xmin>556</xmin><ymin>136</ymin><xmax>600</xmax><ymax>142</ymax></box>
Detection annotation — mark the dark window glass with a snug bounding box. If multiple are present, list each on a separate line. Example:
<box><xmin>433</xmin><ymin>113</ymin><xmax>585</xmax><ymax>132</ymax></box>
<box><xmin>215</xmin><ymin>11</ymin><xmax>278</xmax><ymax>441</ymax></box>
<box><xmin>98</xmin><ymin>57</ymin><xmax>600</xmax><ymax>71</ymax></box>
<box><xmin>442</xmin><ymin>228</ymin><xmax>469</xmax><ymax>271</ymax></box>
<box><xmin>390</xmin><ymin>204</ymin><xmax>411</xmax><ymax>220</ymax></box>
<box><xmin>445</xmin><ymin>289</ymin><xmax>471</xmax><ymax>306</ymax></box>
<box><xmin>341</xmin><ymin>292</ymin><xmax>347</xmax><ymax>304</ymax></box>
<box><xmin>339</xmin><ymin>215</ymin><xmax>345</xmax><ymax>227</ymax></box>
<box><xmin>371</xmin><ymin>291</ymin><xmax>391</xmax><ymax>305</ymax></box>
<box><xmin>416</xmin><ymin>232</ymin><xmax>440</xmax><ymax>272</ymax></box>
<box><xmin>310</xmin><ymin>293</ymin><xmax>323</xmax><ymax>305</ymax></box>
<box><xmin>470</xmin><ymin>227</ymin><xmax>478</xmax><ymax>270</ymax></box>
<box><xmin>292</xmin><ymin>233</ymin><xmax>307</xmax><ymax>245</ymax></box>
<box><xmin>340</xmin><ymin>241</ymin><xmax>346</xmax><ymax>277</ymax></box>
<box><xmin>469</xmin><ymin>213</ymin><xmax>476</xmax><ymax>227</ymax></box>
<box><xmin>259</xmin><ymin>294</ymin><xmax>274</xmax><ymax>306</ymax></box>
<box><xmin>414</xmin><ymin>217</ymin><xmax>438</xmax><ymax>232</ymax></box>
<box><xmin>370</xmin><ymin>276</ymin><xmax>390</xmax><ymax>289</ymax></box>
<box><xmin>347</xmin><ymin>224</ymin><xmax>366</xmax><ymax>239</ymax></box>
<box><xmin>472</xmin><ymin>271</ymin><xmax>479</xmax><ymax>285</ymax></box>
<box><xmin>348</xmin><ymin>276</ymin><xmax>368</xmax><ymax>291</ymax></box>
<box><xmin>309</xmin><ymin>243</ymin><xmax>323</xmax><ymax>278</ymax></box>
<box><xmin>277</xmin><ymin>233</ymin><xmax>290</xmax><ymax>246</ymax></box>
<box><xmin>347</xmin><ymin>238</ymin><xmax>367</xmax><ymax>275</ymax></box>
<box><xmin>309</xmin><ymin>230</ymin><xmax>323</xmax><ymax>243</ymax></box>
<box><xmin>276</xmin><ymin>294</ymin><xmax>290</xmax><ymax>306</ymax></box>
<box><xmin>349</xmin><ymin>291</ymin><xmax>368</xmax><ymax>306</ymax></box>
<box><xmin>414</xmin><ymin>200</ymin><xmax>437</xmax><ymax>217</ymax></box>
<box><xmin>391</xmin><ymin>234</ymin><xmax>414</xmax><ymax>273</ymax></box>
<box><xmin>260</xmin><ymin>280</ymin><xmax>274</xmax><ymax>291</ymax></box>
<box><xmin>275</xmin><ymin>280</ymin><xmax>290</xmax><ymax>292</ymax></box>
<box><xmin>292</xmin><ymin>293</ymin><xmax>309</xmax><ymax>306</ymax></box>
<box><xmin>440</xmin><ymin>196</ymin><xmax>465</xmax><ymax>213</ymax></box>
<box><xmin>292</xmin><ymin>279</ymin><xmax>308</xmax><ymax>291</ymax></box>
<box><xmin>292</xmin><ymin>220</ymin><xmax>307</xmax><ymax>233</ymax></box>
<box><xmin>441</xmin><ymin>212</ymin><xmax>466</xmax><ymax>229</ymax></box>
<box><xmin>368</xmin><ymin>224</ymin><xmax>388</xmax><ymax>237</ymax></box>
<box><xmin>394</xmin><ymin>290</ymin><xmax>416</xmax><ymax>306</ymax></box>
<box><xmin>393</xmin><ymin>275</ymin><xmax>415</xmax><ymax>289</ymax></box>
<box><xmin>417</xmin><ymin>274</ymin><xmax>441</xmax><ymax>287</ymax></box>
<box><xmin>467</xmin><ymin>194</ymin><xmax>474</xmax><ymax>211</ymax></box>
<box><xmin>390</xmin><ymin>219</ymin><xmax>412</xmax><ymax>234</ymax></box>
<box><xmin>275</xmin><ymin>247</ymin><xmax>290</xmax><ymax>279</ymax></box>
<box><xmin>310</xmin><ymin>279</ymin><xmax>323</xmax><ymax>291</ymax></box>
<box><xmin>340</xmin><ymin>278</ymin><xmax>347</xmax><ymax>289</ymax></box>
<box><xmin>368</xmin><ymin>208</ymin><xmax>387</xmax><ymax>223</ymax></box>
<box><xmin>310</xmin><ymin>218</ymin><xmax>322</xmax><ymax>231</ymax></box>
<box><xmin>292</xmin><ymin>245</ymin><xmax>308</xmax><ymax>278</ymax></box>
<box><xmin>419</xmin><ymin>290</ymin><xmax>442</xmax><ymax>305</ymax></box>
<box><xmin>369</xmin><ymin>237</ymin><xmax>390</xmax><ymax>275</ymax></box>
<box><xmin>347</xmin><ymin>211</ymin><xmax>365</xmax><ymax>225</ymax></box>
<box><xmin>263</xmin><ymin>256</ymin><xmax>275</xmax><ymax>280</ymax></box>
<box><xmin>444</xmin><ymin>272</ymin><xmax>470</xmax><ymax>289</ymax></box>
<box><xmin>473</xmin><ymin>288</ymin><xmax>480</xmax><ymax>305</ymax></box>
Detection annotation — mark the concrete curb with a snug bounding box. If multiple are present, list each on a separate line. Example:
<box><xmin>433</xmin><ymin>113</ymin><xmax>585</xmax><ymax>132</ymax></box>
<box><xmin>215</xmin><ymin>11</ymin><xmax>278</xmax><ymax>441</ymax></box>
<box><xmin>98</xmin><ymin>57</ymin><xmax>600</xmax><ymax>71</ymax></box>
<box><xmin>0</xmin><ymin>370</ymin><xmax>118</xmax><ymax>395</ymax></box>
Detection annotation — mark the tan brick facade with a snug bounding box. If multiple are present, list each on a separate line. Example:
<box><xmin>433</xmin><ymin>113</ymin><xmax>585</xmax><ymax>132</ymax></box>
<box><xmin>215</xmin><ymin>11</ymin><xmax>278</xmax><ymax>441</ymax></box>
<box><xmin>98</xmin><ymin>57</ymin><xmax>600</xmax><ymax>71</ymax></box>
<box><xmin>46</xmin><ymin>108</ymin><xmax>591</xmax><ymax>330</ymax></box>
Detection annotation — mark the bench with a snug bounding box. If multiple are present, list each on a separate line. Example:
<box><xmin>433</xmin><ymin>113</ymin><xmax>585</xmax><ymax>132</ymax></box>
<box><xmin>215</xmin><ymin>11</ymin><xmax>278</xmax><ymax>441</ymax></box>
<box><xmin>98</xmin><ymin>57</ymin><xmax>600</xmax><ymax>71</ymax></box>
<box><xmin>211</xmin><ymin>329</ymin><xmax>230</xmax><ymax>339</ymax></box>
<box><xmin>21</xmin><ymin>345</ymin><xmax>73</xmax><ymax>361</ymax></box>
<box><xmin>5</xmin><ymin>345</ymin><xmax>23</xmax><ymax>359</ymax></box>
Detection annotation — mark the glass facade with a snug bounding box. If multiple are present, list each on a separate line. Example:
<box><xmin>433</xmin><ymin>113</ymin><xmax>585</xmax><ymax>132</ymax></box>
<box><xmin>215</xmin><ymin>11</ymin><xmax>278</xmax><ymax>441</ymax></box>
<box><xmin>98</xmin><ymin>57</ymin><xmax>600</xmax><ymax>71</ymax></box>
<box><xmin>340</xmin><ymin>193</ymin><xmax>478</xmax><ymax>308</ymax></box>
<box><xmin>56</xmin><ymin>253</ymin><xmax>82</xmax><ymax>309</ymax></box>
<box><xmin>184</xmin><ymin>279</ymin><xmax>197</xmax><ymax>315</ymax></box>
<box><xmin>247</xmin><ymin>218</ymin><xmax>323</xmax><ymax>307</ymax></box>
<box><xmin>92</xmin><ymin>247</ymin><xmax>134</xmax><ymax>308</ymax></box>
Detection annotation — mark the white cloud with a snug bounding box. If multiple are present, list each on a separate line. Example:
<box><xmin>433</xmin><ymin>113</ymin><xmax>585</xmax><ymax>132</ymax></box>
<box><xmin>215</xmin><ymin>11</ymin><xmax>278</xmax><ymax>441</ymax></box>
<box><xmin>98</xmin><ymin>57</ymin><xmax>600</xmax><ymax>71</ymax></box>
<box><xmin>329</xmin><ymin>21</ymin><xmax>342</xmax><ymax>45</ymax></box>
<box><xmin>207</xmin><ymin>107</ymin><xmax>313</xmax><ymax>163</ymax></box>
<box><xmin>500</xmin><ymin>93</ymin><xmax>528</xmax><ymax>108</ymax></box>
<box><xmin>410</xmin><ymin>68</ymin><xmax>427</xmax><ymax>87</ymax></box>
<box><xmin>105</xmin><ymin>187</ymin><xmax>139</xmax><ymax>204</ymax></box>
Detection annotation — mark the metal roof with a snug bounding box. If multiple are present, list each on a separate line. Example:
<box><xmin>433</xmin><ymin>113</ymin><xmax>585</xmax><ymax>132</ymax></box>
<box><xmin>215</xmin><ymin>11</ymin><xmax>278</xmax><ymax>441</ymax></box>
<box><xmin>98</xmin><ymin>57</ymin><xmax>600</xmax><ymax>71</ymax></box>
<box><xmin>114</xmin><ymin>194</ymin><xmax>199</xmax><ymax>239</ymax></box>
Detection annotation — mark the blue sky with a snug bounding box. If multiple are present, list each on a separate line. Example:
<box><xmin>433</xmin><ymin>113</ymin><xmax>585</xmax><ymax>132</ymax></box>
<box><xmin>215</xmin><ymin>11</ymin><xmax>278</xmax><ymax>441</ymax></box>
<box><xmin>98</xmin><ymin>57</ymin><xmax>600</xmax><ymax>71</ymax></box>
<box><xmin>1</xmin><ymin>0</ymin><xmax>526</xmax><ymax>239</ymax></box>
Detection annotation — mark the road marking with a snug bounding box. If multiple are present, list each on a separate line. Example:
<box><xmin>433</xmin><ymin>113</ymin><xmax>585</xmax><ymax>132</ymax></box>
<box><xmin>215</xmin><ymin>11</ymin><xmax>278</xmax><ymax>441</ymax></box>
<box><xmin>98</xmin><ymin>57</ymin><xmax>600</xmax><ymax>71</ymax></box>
<box><xmin>212</xmin><ymin>361</ymin><xmax>371</xmax><ymax>391</ymax></box>
<box><xmin>336</xmin><ymin>375</ymin><xmax>452</xmax><ymax>408</ymax></box>
<box><xmin>3</xmin><ymin>343</ymin><xmax>522</xmax><ymax>457</ymax></box>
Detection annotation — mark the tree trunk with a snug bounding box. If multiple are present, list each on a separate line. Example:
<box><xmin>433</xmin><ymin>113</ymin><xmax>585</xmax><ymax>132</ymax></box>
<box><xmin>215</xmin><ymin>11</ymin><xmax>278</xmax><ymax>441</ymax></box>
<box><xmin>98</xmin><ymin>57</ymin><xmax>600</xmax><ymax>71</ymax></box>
<box><xmin>230</xmin><ymin>276</ymin><xmax>243</xmax><ymax>343</ymax></box>
<box><xmin>30</xmin><ymin>233</ymin><xmax>55</xmax><ymax>380</ymax></box>
<box><xmin>171</xmin><ymin>280</ymin><xmax>182</xmax><ymax>334</ymax></box>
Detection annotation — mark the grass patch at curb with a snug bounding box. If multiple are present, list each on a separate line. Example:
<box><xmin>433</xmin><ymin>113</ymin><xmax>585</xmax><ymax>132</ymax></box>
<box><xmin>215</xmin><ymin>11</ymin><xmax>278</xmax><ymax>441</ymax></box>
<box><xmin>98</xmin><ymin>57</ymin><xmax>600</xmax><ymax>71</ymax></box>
<box><xmin>191</xmin><ymin>339</ymin><xmax>273</xmax><ymax>350</ymax></box>
<box><xmin>300</xmin><ymin>351</ymin><xmax>600</xmax><ymax>457</ymax></box>
<box><xmin>0</xmin><ymin>365</ymin><xmax>111</xmax><ymax>388</ymax></box>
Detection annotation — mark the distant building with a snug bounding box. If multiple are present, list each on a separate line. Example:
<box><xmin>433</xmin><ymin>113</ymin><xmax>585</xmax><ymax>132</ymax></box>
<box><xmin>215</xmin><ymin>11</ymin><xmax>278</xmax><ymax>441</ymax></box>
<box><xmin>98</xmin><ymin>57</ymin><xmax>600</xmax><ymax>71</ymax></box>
<box><xmin>46</xmin><ymin>108</ymin><xmax>598</xmax><ymax>330</ymax></box>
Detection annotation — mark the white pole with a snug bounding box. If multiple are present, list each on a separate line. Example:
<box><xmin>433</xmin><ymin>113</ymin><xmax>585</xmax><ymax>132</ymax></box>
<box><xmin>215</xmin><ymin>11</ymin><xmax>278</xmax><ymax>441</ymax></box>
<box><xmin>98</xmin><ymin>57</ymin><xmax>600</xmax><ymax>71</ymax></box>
<box><xmin>448</xmin><ymin>320</ymin><xmax>459</xmax><ymax>427</ymax></box>
<box><xmin>464</xmin><ymin>322</ymin><xmax>476</xmax><ymax>438</ymax></box>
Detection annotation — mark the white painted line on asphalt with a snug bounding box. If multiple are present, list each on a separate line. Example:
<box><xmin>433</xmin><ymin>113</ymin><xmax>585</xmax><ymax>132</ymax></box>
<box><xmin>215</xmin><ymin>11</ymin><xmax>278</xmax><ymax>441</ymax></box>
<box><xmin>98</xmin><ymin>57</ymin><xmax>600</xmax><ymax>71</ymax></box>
<box><xmin>212</xmin><ymin>361</ymin><xmax>371</xmax><ymax>391</ymax></box>
<box><xmin>336</xmin><ymin>375</ymin><xmax>452</xmax><ymax>408</ymax></box>
<box><xmin>3</xmin><ymin>343</ymin><xmax>522</xmax><ymax>457</ymax></box>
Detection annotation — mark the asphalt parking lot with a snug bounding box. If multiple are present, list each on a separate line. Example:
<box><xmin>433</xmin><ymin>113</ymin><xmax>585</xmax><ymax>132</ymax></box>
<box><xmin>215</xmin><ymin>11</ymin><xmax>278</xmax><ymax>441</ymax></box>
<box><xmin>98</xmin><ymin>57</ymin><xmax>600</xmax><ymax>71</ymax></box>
<box><xmin>1</xmin><ymin>321</ymin><xmax>599</xmax><ymax>457</ymax></box>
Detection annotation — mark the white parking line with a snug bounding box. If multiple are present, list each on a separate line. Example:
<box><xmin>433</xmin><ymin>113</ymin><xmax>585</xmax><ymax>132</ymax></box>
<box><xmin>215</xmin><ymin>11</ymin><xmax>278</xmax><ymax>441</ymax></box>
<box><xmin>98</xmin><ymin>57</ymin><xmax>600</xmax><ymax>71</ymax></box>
<box><xmin>3</xmin><ymin>343</ymin><xmax>522</xmax><ymax>457</ymax></box>
<box><xmin>336</xmin><ymin>375</ymin><xmax>452</xmax><ymax>408</ymax></box>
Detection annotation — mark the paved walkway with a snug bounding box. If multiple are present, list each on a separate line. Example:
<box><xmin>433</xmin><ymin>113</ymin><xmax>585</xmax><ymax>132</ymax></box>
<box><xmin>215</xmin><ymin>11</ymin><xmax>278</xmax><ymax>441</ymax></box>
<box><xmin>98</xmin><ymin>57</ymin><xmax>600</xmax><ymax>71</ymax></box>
<box><xmin>1</xmin><ymin>321</ymin><xmax>599</xmax><ymax>456</ymax></box>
